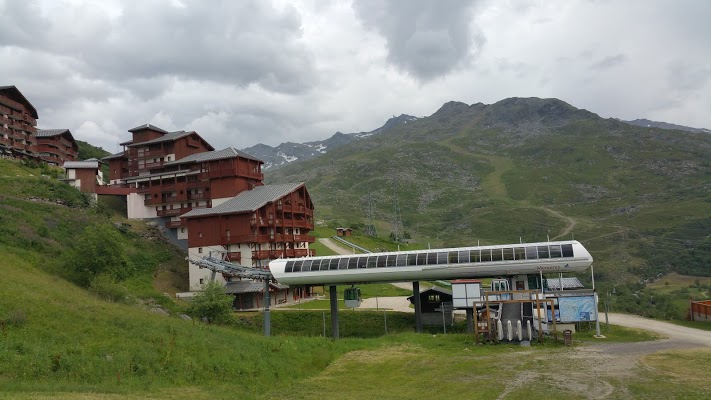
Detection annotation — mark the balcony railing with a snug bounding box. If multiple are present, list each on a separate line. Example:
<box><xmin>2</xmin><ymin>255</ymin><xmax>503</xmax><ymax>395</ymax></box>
<box><xmin>165</xmin><ymin>220</ymin><xmax>183</xmax><ymax>228</ymax></box>
<box><xmin>207</xmin><ymin>167</ymin><xmax>263</xmax><ymax>180</ymax></box>
<box><xmin>225</xmin><ymin>252</ymin><xmax>242</xmax><ymax>263</ymax></box>
<box><xmin>156</xmin><ymin>208</ymin><xmax>183</xmax><ymax>217</ymax></box>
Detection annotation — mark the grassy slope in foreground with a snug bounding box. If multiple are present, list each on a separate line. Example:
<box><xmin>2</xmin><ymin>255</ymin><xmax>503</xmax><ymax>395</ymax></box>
<box><xmin>0</xmin><ymin>248</ymin><xmax>370</xmax><ymax>398</ymax></box>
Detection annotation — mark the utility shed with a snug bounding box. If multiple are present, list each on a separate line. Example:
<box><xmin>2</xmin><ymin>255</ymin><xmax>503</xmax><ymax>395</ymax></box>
<box><xmin>407</xmin><ymin>287</ymin><xmax>453</xmax><ymax>325</ymax></box>
<box><xmin>224</xmin><ymin>280</ymin><xmax>304</xmax><ymax>311</ymax></box>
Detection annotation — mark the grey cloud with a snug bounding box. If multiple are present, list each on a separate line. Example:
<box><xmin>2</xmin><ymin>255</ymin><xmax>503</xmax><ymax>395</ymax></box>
<box><xmin>1</xmin><ymin>0</ymin><xmax>317</xmax><ymax>95</ymax></box>
<box><xmin>591</xmin><ymin>54</ymin><xmax>627</xmax><ymax>71</ymax></box>
<box><xmin>667</xmin><ymin>62</ymin><xmax>711</xmax><ymax>92</ymax></box>
<box><xmin>353</xmin><ymin>0</ymin><xmax>481</xmax><ymax>81</ymax></box>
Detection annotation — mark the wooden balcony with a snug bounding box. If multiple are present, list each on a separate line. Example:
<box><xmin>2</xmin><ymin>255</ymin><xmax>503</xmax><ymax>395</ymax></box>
<box><xmin>165</xmin><ymin>220</ymin><xmax>184</xmax><ymax>228</ymax></box>
<box><xmin>156</xmin><ymin>208</ymin><xmax>183</xmax><ymax>217</ymax></box>
<box><xmin>207</xmin><ymin>167</ymin><xmax>263</xmax><ymax>181</ymax></box>
<box><xmin>225</xmin><ymin>252</ymin><xmax>242</xmax><ymax>263</ymax></box>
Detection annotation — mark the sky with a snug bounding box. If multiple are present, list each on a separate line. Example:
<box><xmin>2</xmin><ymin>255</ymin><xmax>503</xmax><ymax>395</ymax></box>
<box><xmin>1</xmin><ymin>0</ymin><xmax>709</xmax><ymax>153</ymax></box>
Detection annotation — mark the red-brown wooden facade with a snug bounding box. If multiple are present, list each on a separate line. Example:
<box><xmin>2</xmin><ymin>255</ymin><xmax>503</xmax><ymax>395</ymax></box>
<box><xmin>36</xmin><ymin>129</ymin><xmax>79</xmax><ymax>165</ymax></box>
<box><xmin>185</xmin><ymin>185</ymin><xmax>316</xmax><ymax>265</ymax></box>
<box><xmin>0</xmin><ymin>86</ymin><xmax>39</xmax><ymax>159</ymax></box>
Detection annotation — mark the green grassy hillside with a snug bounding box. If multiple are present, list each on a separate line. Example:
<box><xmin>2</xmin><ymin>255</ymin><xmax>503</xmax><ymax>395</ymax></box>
<box><xmin>266</xmin><ymin>98</ymin><xmax>711</xmax><ymax>318</ymax></box>
<box><xmin>1</xmin><ymin>160</ymin><xmax>710</xmax><ymax>399</ymax></box>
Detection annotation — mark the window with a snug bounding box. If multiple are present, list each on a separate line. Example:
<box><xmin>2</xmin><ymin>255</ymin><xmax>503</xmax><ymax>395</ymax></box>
<box><xmin>549</xmin><ymin>245</ymin><xmax>562</xmax><ymax>258</ymax></box>
<box><xmin>537</xmin><ymin>246</ymin><xmax>550</xmax><ymax>259</ymax></box>
<box><xmin>427</xmin><ymin>252</ymin><xmax>438</xmax><ymax>265</ymax></box>
<box><xmin>338</xmin><ymin>258</ymin><xmax>349</xmax><ymax>269</ymax></box>
<box><xmin>293</xmin><ymin>261</ymin><xmax>303</xmax><ymax>272</ymax></box>
<box><xmin>428</xmin><ymin>294</ymin><xmax>440</xmax><ymax>302</ymax></box>
<box><xmin>199</xmin><ymin>279</ymin><xmax>204</xmax><ymax>285</ymax></box>
<box><xmin>449</xmin><ymin>251</ymin><xmax>459</xmax><ymax>264</ymax></box>
<box><xmin>525</xmin><ymin>246</ymin><xmax>538</xmax><ymax>260</ymax></box>
<box><xmin>437</xmin><ymin>252</ymin><xmax>448</xmax><ymax>264</ymax></box>
<box><xmin>302</xmin><ymin>260</ymin><xmax>313</xmax><ymax>271</ymax></box>
<box><xmin>386</xmin><ymin>254</ymin><xmax>397</xmax><ymax>267</ymax></box>
<box><xmin>562</xmin><ymin>244</ymin><xmax>574</xmax><ymax>257</ymax></box>
<box><xmin>416</xmin><ymin>253</ymin><xmax>428</xmax><ymax>265</ymax></box>
<box><xmin>181</xmin><ymin>228</ymin><xmax>185</xmax><ymax>233</ymax></box>
<box><xmin>285</xmin><ymin>261</ymin><xmax>294</xmax><ymax>273</ymax></box>
<box><xmin>198</xmin><ymin>247</ymin><xmax>203</xmax><ymax>254</ymax></box>
<box><xmin>514</xmin><ymin>247</ymin><xmax>526</xmax><ymax>260</ymax></box>
<box><xmin>491</xmin><ymin>249</ymin><xmax>503</xmax><ymax>262</ymax></box>
<box><xmin>407</xmin><ymin>253</ymin><xmax>418</xmax><ymax>266</ymax></box>
<box><xmin>329</xmin><ymin>258</ymin><xmax>340</xmax><ymax>270</ymax></box>
<box><xmin>348</xmin><ymin>257</ymin><xmax>359</xmax><ymax>269</ymax></box>
<box><xmin>376</xmin><ymin>255</ymin><xmax>387</xmax><ymax>268</ymax></box>
<box><xmin>458</xmin><ymin>250</ymin><xmax>469</xmax><ymax>263</ymax></box>
<box><xmin>503</xmin><ymin>248</ymin><xmax>514</xmax><ymax>261</ymax></box>
<box><xmin>470</xmin><ymin>250</ymin><xmax>481</xmax><ymax>263</ymax></box>
<box><xmin>396</xmin><ymin>254</ymin><xmax>407</xmax><ymax>267</ymax></box>
<box><xmin>198</xmin><ymin>232</ymin><xmax>203</xmax><ymax>238</ymax></box>
<box><xmin>357</xmin><ymin>257</ymin><xmax>368</xmax><ymax>268</ymax></box>
<box><xmin>367</xmin><ymin>256</ymin><xmax>378</xmax><ymax>268</ymax></box>
<box><xmin>481</xmin><ymin>249</ymin><xmax>492</xmax><ymax>262</ymax></box>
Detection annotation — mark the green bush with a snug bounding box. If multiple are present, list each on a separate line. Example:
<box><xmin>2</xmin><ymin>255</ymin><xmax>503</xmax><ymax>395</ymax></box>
<box><xmin>187</xmin><ymin>281</ymin><xmax>234</xmax><ymax>324</ymax></box>
<box><xmin>89</xmin><ymin>274</ymin><xmax>131</xmax><ymax>303</ymax></box>
<box><xmin>63</xmin><ymin>223</ymin><xmax>136</xmax><ymax>286</ymax></box>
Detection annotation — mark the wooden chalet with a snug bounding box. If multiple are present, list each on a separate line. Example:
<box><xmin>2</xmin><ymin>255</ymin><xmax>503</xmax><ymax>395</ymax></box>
<box><xmin>0</xmin><ymin>85</ymin><xmax>39</xmax><ymax>159</ymax></box>
<box><xmin>182</xmin><ymin>183</ymin><xmax>315</xmax><ymax>290</ymax></box>
<box><xmin>36</xmin><ymin>129</ymin><xmax>79</xmax><ymax>165</ymax></box>
<box><xmin>407</xmin><ymin>286</ymin><xmax>454</xmax><ymax>325</ymax></box>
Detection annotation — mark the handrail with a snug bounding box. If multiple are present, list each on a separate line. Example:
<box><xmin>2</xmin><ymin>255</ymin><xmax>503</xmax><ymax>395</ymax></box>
<box><xmin>330</xmin><ymin>236</ymin><xmax>371</xmax><ymax>254</ymax></box>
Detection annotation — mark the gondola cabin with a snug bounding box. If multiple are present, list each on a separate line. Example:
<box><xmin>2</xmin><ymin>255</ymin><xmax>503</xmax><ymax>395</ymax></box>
<box><xmin>344</xmin><ymin>287</ymin><xmax>362</xmax><ymax>308</ymax></box>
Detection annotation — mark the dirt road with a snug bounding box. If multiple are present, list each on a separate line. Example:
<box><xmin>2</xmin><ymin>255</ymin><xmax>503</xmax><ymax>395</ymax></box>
<box><xmin>606</xmin><ymin>312</ymin><xmax>711</xmax><ymax>347</ymax></box>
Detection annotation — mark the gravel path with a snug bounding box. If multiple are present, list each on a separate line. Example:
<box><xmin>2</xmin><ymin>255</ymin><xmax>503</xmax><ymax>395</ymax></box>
<box><xmin>605</xmin><ymin>312</ymin><xmax>711</xmax><ymax>347</ymax></box>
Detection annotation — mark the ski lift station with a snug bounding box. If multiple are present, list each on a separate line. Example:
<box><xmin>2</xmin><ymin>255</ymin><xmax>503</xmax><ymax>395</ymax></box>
<box><xmin>193</xmin><ymin>239</ymin><xmax>597</xmax><ymax>340</ymax></box>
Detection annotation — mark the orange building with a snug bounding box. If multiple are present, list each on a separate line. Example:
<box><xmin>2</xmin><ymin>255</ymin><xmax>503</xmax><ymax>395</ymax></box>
<box><xmin>100</xmin><ymin>123</ymin><xmax>315</xmax><ymax>291</ymax></box>
<box><xmin>36</xmin><ymin>129</ymin><xmax>79</xmax><ymax>165</ymax></box>
<box><xmin>183</xmin><ymin>183</ymin><xmax>315</xmax><ymax>289</ymax></box>
<box><xmin>0</xmin><ymin>86</ymin><xmax>38</xmax><ymax>159</ymax></box>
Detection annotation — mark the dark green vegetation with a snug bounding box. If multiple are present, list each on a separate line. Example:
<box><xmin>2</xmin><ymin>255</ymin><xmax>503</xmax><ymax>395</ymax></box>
<box><xmin>267</xmin><ymin>97</ymin><xmax>711</xmax><ymax>318</ymax></box>
<box><xmin>1</xmin><ymin>158</ymin><xmax>709</xmax><ymax>399</ymax></box>
<box><xmin>76</xmin><ymin>140</ymin><xmax>111</xmax><ymax>161</ymax></box>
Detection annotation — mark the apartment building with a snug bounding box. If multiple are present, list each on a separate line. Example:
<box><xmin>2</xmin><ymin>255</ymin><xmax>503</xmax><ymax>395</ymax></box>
<box><xmin>36</xmin><ymin>129</ymin><xmax>79</xmax><ymax>165</ymax></box>
<box><xmin>0</xmin><ymin>86</ymin><xmax>38</xmax><ymax>159</ymax></box>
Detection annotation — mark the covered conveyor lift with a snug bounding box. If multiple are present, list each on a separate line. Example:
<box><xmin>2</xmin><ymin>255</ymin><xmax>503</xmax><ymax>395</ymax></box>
<box><xmin>191</xmin><ymin>240</ymin><xmax>595</xmax><ymax>339</ymax></box>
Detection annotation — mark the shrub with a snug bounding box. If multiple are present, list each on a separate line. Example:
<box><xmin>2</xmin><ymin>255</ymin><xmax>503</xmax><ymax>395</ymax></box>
<box><xmin>187</xmin><ymin>281</ymin><xmax>234</xmax><ymax>324</ymax></box>
<box><xmin>63</xmin><ymin>224</ymin><xmax>136</xmax><ymax>286</ymax></box>
<box><xmin>4</xmin><ymin>309</ymin><xmax>28</xmax><ymax>327</ymax></box>
<box><xmin>89</xmin><ymin>274</ymin><xmax>131</xmax><ymax>303</ymax></box>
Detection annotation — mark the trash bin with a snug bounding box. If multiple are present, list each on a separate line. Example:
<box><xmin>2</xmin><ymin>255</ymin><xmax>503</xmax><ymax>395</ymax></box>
<box><xmin>563</xmin><ymin>329</ymin><xmax>573</xmax><ymax>345</ymax></box>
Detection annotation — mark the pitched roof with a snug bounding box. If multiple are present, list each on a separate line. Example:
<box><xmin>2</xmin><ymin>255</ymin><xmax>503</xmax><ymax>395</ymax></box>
<box><xmin>407</xmin><ymin>286</ymin><xmax>453</xmax><ymax>301</ymax></box>
<box><xmin>64</xmin><ymin>160</ymin><xmax>99</xmax><ymax>169</ymax></box>
<box><xmin>182</xmin><ymin>183</ymin><xmax>304</xmax><ymax>218</ymax></box>
<box><xmin>165</xmin><ymin>147</ymin><xmax>262</xmax><ymax>165</ymax></box>
<box><xmin>36</xmin><ymin>129</ymin><xmax>71</xmax><ymax>138</ymax></box>
<box><xmin>224</xmin><ymin>281</ymin><xmax>288</xmax><ymax>294</ymax></box>
<box><xmin>127</xmin><ymin>124</ymin><xmax>169</xmax><ymax>134</ymax></box>
<box><xmin>127</xmin><ymin>130</ymin><xmax>215</xmax><ymax>150</ymax></box>
<box><xmin>102</xmin><ymin>151</ymin><xmax>126</xmax><ymax>161</ymax></box>
<box><xmin>0</xmin><ymin>85</ymin><xmax>38</xmax><ymax>118</ymax></box>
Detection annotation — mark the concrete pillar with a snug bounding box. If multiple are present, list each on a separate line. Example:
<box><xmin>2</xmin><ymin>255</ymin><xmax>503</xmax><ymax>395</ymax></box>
<box><xmin>466</xmin><ymin>308</ymin><xmax>474</xmax><ymax>334</ymax></box>
<box><xmin>329</xmin><ymin>285</ymin><xmax>339</xmax><ymax>339</ymax></box>
<box><xmin>413</xmin><ymin>281</ymin><xmax>422</xmax><ymax>333</ymax></box>
<box><xmin>263</xmin><ymin>280</ymin><xmax>271</xmax><ymax>337</ymax></box>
